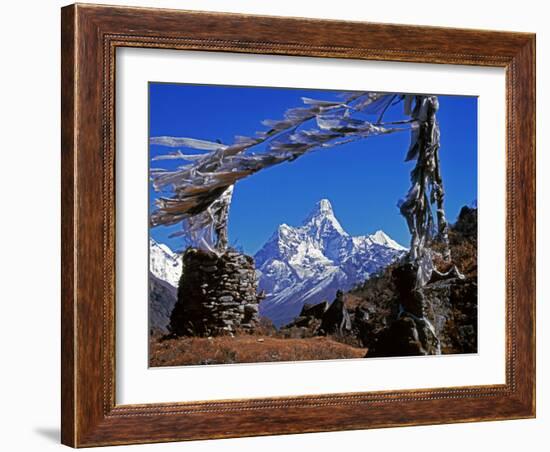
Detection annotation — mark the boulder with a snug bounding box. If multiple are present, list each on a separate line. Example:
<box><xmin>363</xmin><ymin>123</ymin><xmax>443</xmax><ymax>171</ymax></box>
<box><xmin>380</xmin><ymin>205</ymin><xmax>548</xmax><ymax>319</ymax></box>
<box><xmin>366</xmin><ymin>315</ymin><xmax>438</xmax><ymax>357</ymax></box>
<box><xmin>319</xmin><ymin>290</ymin><xmax>352</xmax><ymax>335</ymax></box>
<box><xmin>300</xmin><ymin>301</ymin><xmax>329</xmax><ymax>319</ymax></box>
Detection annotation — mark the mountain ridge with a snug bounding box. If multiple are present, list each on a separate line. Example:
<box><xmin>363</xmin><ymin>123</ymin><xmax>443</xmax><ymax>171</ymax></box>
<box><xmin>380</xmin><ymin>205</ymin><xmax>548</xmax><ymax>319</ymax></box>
<box><xmin>150</xmin><ymin>237</ymin><xmax>181</xmax><ymax>288</ymax></box>
<box><xmin>255</xmin><ymin>199</ymin><xmax>406</xmax><ymax>326</ymax></box>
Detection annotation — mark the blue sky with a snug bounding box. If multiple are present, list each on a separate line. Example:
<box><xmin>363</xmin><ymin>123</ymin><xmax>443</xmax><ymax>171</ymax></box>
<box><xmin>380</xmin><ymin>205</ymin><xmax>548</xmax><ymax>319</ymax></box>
<box><xmin>149</xmin><ymin>83</ymin><xmax>477</xmax><ymax>255</ymax></box>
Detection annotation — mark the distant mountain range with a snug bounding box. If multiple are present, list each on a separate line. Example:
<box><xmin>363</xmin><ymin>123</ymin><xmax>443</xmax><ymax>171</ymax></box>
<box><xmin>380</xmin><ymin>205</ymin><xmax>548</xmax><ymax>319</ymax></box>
<box><xmin>254</xmin><ymin>199</ymin><xmax>406</xmax><ymax>326</ymax></box>
<box><xmin>150</xmin><ymin>239</ymin><xmax>181</xmax><ymax>288</ymax></box>
<box><xmin>149</xmin><ymin>239</ymin><xmax>181</xmax><ymax>333</ymax></box>
<box><xmin>149</xmin><ymin>199</ymin><xmax>406</xmax><ymax>331</ymax></box>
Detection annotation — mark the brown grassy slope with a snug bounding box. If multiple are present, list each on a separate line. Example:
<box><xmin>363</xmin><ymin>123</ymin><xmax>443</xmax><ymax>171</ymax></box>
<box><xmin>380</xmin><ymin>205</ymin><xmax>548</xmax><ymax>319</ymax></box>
<box><xmin>150</xmin><ymin>335</ymin><xmax>366</xmax><ymax>366</ymax></box>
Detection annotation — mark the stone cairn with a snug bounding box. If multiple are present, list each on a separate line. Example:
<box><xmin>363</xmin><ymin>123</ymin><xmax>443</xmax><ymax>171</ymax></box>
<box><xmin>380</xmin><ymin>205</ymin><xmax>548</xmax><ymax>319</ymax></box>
<box><xmin>168</xmin><ymin>248</ymin><xmax>262</xmax><ymax>337</ymax></box>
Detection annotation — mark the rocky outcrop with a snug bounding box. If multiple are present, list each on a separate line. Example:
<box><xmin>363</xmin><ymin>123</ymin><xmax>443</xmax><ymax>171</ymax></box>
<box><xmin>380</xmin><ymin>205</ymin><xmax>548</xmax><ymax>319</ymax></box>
<box><xmin>319</xmin><ymin>290</ymin><xmax>352</xmax><ymax>335</ymax></box>
<box><xmin>280</xmin><ymin>292</ymin><xmax>355</xmax><ymax>339</ymax></box>
<box><xmin>353</xmin><ymin>206</ymin><xmax>478</xmax><ymax>357</ymax></box>
<box><xmin>366</xmin><ymin>317</ymin><xmax>432</xmax><ymax>356</ymax></box>
<box><xmin>168</xmin><ymin>248</ymin><xmax>262</xmax><ymax>337</ymax></box>
<box><xmin>454</xmin><ymin>206</ymin><xmax>477</xmax><ymax>239</ymax></box>
<box><xmin>422</xmin><ymin>278</ymin><xmax>477</xmax><ymax>354</ymax></box>
<box><xmin>278</xmin><ymin>301</ymin><xmax>328</xmax><ymax>338</ymax></box>
<box><xmin>366</xmin><ymin>263</ymin><xmax>477</xmax><ymax>357</ymax></box>
<box><xmin>301</xmin><ymin>301</ymin><xmax>329</xmax><ymax>319</ymax></box>
<box><xmin>366</xmin><ymin>263</ymin><xmax>440</xmax><ymax>357</ymax></box>
<box><xmin>149</xmin><ymin>272</ymin><xmax>177</xmax><ymax>334</ymax></box>
<box><xmin>277</xmin><ymin>251</ymin><xmax>477</xmax><ymax>356</ymax></box>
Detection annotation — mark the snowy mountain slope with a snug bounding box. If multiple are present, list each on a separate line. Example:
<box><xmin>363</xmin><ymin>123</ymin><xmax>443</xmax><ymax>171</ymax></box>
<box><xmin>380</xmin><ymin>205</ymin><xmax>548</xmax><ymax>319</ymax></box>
<box><xmin>149</xmin><ymin>239</ymin><xmax>182</xmax><ymax>333</ymax></box>
<box><xmin>149</xmin><ymin>238</ymin><xmax>182</xmax><ymax>288</ymax></box>
<box><xmin>255</xmin><ymin>199</ymin><xmax>406</xmax><ymax>326</ymax></box>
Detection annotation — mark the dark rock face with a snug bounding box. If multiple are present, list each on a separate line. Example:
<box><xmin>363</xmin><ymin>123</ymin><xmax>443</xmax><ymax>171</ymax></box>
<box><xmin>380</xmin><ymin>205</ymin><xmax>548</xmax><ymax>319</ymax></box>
<box><xmin>278</xmin><ymin>301</ymin><xmax>328</xmax><ymax>338</ymax></box>
<box><xmin>454</xmin><ymin>206</ymin><xmax>477</xmax><ymax>239</ymax></box>
<box><xmin>149</xmin><ymin>273</ymin><xmax>177</xmax><ymax>334</ymax></box>
<box><xmin>423</xmin><ymin>278</ymin><xmax>478</xmax><ymax>353</ymax></box>
<box><xmin>366</xmin><ymin>264</ymin><xmax>440</xmax><ymax>357</ymax></box>
<box><xmin>366</xmin><ymin>264</ymin><xmax>477</xmax><ymax>357</ymax></box>
<box><xmin>392</xmin><ymin>263</ymin><xmax>428</xmax><ymax>318</ymax></box>
<box><xmin>319</xmin><ymin>290</ymin><xmax>352</xmax><ymax>335</ymax></box>
<box><xmin>280</xmin><ymin>294</ymin><xmax>355</xmax><ymax>339</ymax></box>
<box><xmin>367</xmin><ymin>317</ymin><xmax>429</xmax><ymax>357</ymax></box>
<box><xmin>359</xmin><ymin>208</ymin><xmax>478</xmax><ymax>357</ymax></box>
<box><xmin>300</xmin><ymin>301</ymin><xmax>329</xmax><ymax>319</ymax></box>
<box><xmin>168</xmin><ymin>248</ymin><xmax>262</xmax><ymax>337</ymax></box>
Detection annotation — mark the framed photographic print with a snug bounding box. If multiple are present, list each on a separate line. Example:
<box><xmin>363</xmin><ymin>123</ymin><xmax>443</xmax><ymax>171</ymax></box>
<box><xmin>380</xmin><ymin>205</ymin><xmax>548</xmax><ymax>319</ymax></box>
<box><xmin>61</xmin><ymin>3</ymin><xmax>536</xmax><ymax>447</ymax></box>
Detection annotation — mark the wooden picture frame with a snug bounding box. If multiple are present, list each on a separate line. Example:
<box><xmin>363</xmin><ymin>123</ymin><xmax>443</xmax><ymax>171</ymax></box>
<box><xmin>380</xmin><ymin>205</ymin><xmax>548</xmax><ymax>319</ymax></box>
<box><xmin>61</xmin><ymin>3</ymin><xmax>536</xmax><ymax>447</ymax></box>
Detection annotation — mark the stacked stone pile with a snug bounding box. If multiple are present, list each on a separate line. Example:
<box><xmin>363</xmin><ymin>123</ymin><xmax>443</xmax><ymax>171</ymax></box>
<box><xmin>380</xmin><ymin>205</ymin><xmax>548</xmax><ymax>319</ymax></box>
<box><xmin>168</xmin><ymin>248</ymin><xmax>262</xmax><ymax>337</ymax></box>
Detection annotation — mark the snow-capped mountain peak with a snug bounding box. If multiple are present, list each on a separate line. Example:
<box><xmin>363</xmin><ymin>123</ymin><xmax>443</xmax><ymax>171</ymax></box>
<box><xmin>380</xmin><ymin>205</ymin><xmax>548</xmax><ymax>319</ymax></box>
<box><xmin>149</xmin><ymin>238</ymin><xmax>182</xmax><ymax>288</ymax></box>
<box><xmin>255</xmin><ymin>199</ymin><xmax>406</xmax><ymax>326</ymax></box>
<box><xmin>369</xmin><ymin>230</ymin><xmax>408</xmax><ymax>251</ymax></box>
<box><xmin>306</xmin><ymin>198</ymin><xmax>336</xmax><ymax>220</ymax></box>
<box><xmin>317</xmin><ymin>198</ymin><xmax>333</xmax><ymax>213</ymax></box>
<box><xmin>302</xmin><ymin>198</ymin><xmax>347</xmax><ymax>237</ymax></box>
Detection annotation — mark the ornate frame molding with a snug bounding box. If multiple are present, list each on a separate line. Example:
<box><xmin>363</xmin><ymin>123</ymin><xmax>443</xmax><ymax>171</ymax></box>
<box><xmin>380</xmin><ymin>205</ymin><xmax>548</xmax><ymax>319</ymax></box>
<box><xmin>61</xmin><ymin>4</ymin><xmax>535</xmax><ymax>447</ymax></box>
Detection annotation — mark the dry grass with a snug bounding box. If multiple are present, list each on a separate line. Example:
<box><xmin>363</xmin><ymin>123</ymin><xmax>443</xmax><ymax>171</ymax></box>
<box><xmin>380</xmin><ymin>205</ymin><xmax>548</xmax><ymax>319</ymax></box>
<box><xmin>150</xmin><ymin>335</ymin><xmax>366</xmax><ymax>366</ymax></box>
<box><xmin>432</xmin><ymin>230</ymin><xmax>477</xmax><ymax>278</ymax></box>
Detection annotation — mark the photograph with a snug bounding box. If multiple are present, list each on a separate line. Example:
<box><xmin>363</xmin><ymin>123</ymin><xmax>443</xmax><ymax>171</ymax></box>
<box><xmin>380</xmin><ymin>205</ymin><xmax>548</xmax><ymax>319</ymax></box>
<box><xmin>147</xmin><ymin>83</ymin><xmax>479</xmax><ymax>367</ymax></box>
